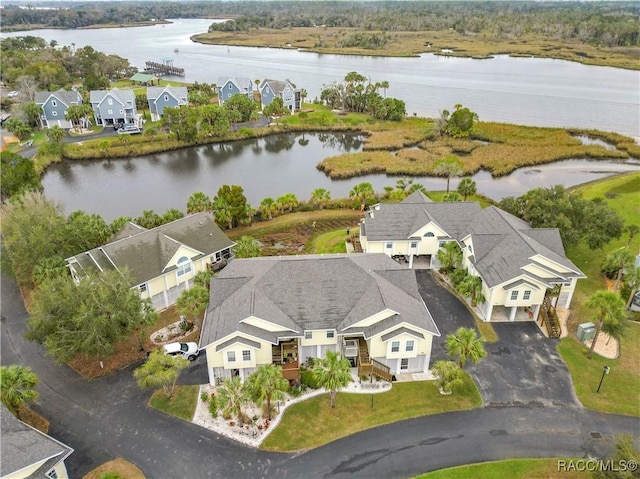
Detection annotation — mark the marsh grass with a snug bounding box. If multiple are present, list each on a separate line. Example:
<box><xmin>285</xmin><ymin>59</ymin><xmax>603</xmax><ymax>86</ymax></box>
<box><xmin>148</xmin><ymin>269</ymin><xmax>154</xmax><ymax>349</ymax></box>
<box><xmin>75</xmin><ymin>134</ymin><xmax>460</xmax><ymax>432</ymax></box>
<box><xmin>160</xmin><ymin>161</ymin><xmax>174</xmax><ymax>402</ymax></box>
<box><xmin>192</xmin><ymin>27</ymin><xmax>638</xmax><ymax>70</ymax></box>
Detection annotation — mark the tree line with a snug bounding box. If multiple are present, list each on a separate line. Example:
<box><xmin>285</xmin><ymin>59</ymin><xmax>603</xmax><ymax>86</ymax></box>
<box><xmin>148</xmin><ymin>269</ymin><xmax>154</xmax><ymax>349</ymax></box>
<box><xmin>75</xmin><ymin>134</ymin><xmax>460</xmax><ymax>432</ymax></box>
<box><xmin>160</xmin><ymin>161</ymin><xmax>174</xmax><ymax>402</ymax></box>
<box><xmin>2</xmin><ymin>2</ymin><xmax>636</xmax><ymax>48</ymax></box>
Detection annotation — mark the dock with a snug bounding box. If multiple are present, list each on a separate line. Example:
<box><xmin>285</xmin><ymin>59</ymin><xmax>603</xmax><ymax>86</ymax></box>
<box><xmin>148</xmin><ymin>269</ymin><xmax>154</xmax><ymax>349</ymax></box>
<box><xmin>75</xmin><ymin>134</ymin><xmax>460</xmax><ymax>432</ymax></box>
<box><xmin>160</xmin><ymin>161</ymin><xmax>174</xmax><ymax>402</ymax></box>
<box><xmin>144</xmin><ymin>59</ymin><xmax>185</xmax><ymax>77</ymax></box>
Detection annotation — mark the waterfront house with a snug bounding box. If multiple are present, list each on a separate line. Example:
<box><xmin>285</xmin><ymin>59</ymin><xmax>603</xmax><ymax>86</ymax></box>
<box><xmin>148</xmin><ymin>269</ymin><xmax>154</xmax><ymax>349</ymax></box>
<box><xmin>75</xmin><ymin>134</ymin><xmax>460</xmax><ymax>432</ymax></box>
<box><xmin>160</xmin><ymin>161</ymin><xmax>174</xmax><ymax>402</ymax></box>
<box><xmin>147</xmin><ymin>85</ymin><xmax>188</xmax><ymax>121</ymax></box>
<box><xmin>360</xmin><ymin>191</ymin><xmax>585</xmax><ymax>334</ymax></box>
<box><xmin>217</xmin><ymin>77</ymin><xmax>253</xmax><ymax>106</ymax></box>
<box><xmin>66</xmin><ymin>212</ymin><xmax>235</xmax><ymax>311</ymax></box>
<box><xmin>1</xmin><ymin>405</ymin><xmax>74</xmax><ymax>479</ymax></box>
<box><xmin>199</xmin><ymin>254</ymin><xmax>440</xmax><ymax>384</ymax></box>
<box><xmin>34</xmin><ymin>89</ymin><xmax>83</xmax><ymax>129</ymax></box>
<box><xmin>89</xmin><ymin>88</ymin><xmax>139</xmax><ymax>127</ymax></box>
<box><xmin>259</xmin><ymin>79</ymin><xmax>301</xmax><ymax>112</ymax></box>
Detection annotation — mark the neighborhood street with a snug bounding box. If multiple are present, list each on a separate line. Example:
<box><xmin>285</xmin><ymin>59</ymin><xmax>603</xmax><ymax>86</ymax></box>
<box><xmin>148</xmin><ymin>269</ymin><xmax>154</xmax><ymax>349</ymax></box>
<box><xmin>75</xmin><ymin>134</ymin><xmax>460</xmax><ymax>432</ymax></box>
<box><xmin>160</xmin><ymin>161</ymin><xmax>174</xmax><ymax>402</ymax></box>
<box><xmin>2</xmin><ymin>269</ymin><xmax>639</xmax><ymax>478</ymax></box>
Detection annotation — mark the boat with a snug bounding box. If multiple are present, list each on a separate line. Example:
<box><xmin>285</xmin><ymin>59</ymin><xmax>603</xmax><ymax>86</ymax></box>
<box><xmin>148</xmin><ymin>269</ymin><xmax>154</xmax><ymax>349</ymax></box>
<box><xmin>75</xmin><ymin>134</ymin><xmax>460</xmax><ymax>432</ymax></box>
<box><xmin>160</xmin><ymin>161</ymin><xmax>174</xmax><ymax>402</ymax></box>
<box><xmin>174</xmin><ymin>48</ymin><xmax>179</xmax><ymax>53</ymax></box>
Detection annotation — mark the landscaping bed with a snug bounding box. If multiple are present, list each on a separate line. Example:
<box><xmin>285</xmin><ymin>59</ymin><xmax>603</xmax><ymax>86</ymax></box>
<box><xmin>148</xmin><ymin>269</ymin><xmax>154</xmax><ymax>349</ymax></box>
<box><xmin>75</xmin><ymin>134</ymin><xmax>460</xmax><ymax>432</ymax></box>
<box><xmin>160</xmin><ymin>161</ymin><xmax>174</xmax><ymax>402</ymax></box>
<box><xmin>83</xmin><ymin>457</ymin><xmax>145</xmax><ymax>479</ymax></box>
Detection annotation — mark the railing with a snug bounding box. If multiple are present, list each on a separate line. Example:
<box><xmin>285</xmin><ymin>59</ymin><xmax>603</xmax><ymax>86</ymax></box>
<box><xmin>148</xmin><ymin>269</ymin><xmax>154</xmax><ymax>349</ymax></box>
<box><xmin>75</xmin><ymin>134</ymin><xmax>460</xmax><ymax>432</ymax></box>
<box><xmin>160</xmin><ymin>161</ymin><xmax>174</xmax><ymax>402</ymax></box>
<box><xmin>356</xmin><ymin>339</ymin><xmax>392</xmax><ymax>381</ymax></box>
<box><xmin>540</xmin><ymin>297</ymin><xmax>561</xmax><ymax>338</ymax></box>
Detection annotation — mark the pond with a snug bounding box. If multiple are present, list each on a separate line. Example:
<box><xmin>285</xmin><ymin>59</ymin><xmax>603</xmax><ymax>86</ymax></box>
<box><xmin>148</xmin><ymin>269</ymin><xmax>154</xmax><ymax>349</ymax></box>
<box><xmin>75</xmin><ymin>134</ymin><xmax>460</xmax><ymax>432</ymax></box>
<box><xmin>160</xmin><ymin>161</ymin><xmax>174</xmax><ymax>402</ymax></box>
<box><xmin>42</xmin><ymin>132</ymin><xmax>639</xmax><ymax>221</ymax></box>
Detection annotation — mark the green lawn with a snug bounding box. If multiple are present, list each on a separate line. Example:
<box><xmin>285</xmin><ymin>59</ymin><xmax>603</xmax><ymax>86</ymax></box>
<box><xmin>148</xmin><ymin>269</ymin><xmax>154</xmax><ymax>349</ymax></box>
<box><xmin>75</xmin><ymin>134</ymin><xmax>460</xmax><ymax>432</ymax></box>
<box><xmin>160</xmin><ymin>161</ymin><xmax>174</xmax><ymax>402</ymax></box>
<box><xmin>308</xmin><ymin>228</ymin><xmax>349</xmax><ymax>254</ymax></box>
<box><xmin>417</xmin><ymin>458</ymin><xmax>588</xmax><ymax>479</ymax></box>
<box><xmin>149</xmin><ymin>385</ymin><xmax>199</xmax><ymax>421</ymax></box>
<box><xmin>558</xmin><ymin>321</ymin><xmax>640</xmax><ymax>416</ymax></box>
<box><xmin>261</xmin><ymin>377</ymin><xmax>481</xmax><ymax>451</ymax></box>
<box><xmin>559</xmin><ymin>172</ymin><xmax>640</xmax><ymax>416</ymax></box>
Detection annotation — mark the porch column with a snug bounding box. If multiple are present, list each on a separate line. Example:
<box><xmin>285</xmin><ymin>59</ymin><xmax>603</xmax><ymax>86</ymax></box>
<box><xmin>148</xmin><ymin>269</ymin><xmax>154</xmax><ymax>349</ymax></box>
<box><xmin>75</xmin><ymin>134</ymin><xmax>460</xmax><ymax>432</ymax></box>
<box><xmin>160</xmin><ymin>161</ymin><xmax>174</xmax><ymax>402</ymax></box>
<box><xmin>534</xmin><ymin>303</ymin><xmax>541</xmax><ymax>320</ymax></box>
<box><xmin>409</xmin><ymin>254</ymin><xmax>414</xmax><ymax>269</ymax></box>
<box><xmin>484</xmin><ymin>303</ymin><xmax>493</xmax><ymax>322</ymax></box>
<box><xmin>509</xmin><ymin>306</ymin><xmax>517</xmax><ymax>322</ymax></box>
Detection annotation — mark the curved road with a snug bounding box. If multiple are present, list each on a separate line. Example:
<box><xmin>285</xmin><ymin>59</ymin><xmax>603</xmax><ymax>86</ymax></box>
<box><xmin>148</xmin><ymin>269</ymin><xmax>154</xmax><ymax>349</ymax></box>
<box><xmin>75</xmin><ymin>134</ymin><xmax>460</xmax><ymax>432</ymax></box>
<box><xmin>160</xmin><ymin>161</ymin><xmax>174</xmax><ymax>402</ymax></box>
<box><xmin>2</xmin><ymin>270</ymin><xmax>638</xmax><ymax>478</ymax></box>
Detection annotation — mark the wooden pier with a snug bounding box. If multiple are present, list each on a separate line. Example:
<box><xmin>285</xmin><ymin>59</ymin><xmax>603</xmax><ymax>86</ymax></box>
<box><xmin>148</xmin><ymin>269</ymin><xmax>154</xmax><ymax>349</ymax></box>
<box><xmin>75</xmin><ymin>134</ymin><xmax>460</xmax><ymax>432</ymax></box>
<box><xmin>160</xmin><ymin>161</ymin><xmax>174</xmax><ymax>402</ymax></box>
<box><xmin>144</xmin><ymin>60</ymin><xmax>185</xmax><ymax>77</ymax></box>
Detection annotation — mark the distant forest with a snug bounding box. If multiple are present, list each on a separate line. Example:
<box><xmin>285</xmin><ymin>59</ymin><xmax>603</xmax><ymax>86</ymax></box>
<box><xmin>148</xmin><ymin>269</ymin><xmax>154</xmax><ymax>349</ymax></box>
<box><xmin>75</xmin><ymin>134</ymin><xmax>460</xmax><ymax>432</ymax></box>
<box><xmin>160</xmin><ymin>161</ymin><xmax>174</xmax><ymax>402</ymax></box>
<box><xmin>2</xmin><ymin>1</ymin><xmax>638</xmax><ymax>48</ymax></box>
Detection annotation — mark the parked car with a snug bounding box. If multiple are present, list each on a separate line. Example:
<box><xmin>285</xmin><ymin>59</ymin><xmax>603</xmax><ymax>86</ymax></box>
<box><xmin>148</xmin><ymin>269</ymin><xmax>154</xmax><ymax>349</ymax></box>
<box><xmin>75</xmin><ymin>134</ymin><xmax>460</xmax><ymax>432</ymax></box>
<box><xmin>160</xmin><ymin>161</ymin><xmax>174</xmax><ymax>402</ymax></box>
<box><xmin>7</xmin><ymin>91</ymin><xmax>19</xmax><ymax>98</ymax></box>
<box><xmin>163</xmin><ymin>342</ymin><xmax>199</xmax><ymax>361</ymax></box>
<box><xmin>117</xmin><ymin>124</ymin><xmax>143</xmax><ymax>135</ymax></box>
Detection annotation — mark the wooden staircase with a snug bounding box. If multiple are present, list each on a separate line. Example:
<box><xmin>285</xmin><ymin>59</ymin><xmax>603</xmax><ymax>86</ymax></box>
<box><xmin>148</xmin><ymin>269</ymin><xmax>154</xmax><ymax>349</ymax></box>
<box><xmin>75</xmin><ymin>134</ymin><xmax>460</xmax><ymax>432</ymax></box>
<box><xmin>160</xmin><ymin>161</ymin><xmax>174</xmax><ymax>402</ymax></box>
<box><xmin>540</xmin><ymin>296</ymin><xmax>562</xmax><ymax>338</ymax></box>
<box><xmin>357</xmin><ymin>338</ymin><xmax>392</xmax><ymax>382</ymax></box>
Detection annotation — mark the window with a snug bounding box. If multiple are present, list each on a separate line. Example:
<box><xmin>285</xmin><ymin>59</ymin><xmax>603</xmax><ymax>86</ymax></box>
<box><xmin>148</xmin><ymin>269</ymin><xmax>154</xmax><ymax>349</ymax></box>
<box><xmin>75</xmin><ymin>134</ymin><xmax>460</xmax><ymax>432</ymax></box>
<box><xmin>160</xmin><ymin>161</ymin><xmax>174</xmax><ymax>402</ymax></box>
<box><xmin>227</xmin><ymin>351</ymin><xmax>236</xmax><ymax>362</ymax></box>
<box><xmin>52</xmin><ymin>111</ymin><xmax>57</xmax><ymax>116</ymax></box>
<box><xmin>424</xmin><ymin>232</ymin><xmax>435</xmax><ymax>237</ymax></box>
<box><xmin>406</xmin><ymin>340</ymin><xmax>415</xmax><ymax>352</ymax></box>
<box><xmin>242</xmin><ymin>350</ymin><xmax>251</xmax><ymax>361</ymax></box>
<box><xmin>107</xmin><ymin>109</ymin><xmax>113</xmax><ymax>114</ymax></box>
<box><xmin>305</xmin><ymin>331</ymin><xmax>313</xmax><ymax>340</ymax></box>
<box><xmin>164</xmin><ymin>94</ymin><xmax>169</xmax><ymax>101</ymax></box>
<box><xmin>391</xmin><ymin>341</ymin><xmax>400</xmax><ymax>352</ymax></box>
<box><xmin>108</xmin><ymin>98</ymin><xmax>113</xmax><ymax>105</ymax></box>
<box><xmin>228</xmin><ymin>84</ymin><xmax>232</xmax><ymax>89</ymax></box>
<box><xmin>510</xmin><ymin>290</ymin><xmax>519</xmax><ymax>300</ymax></box>
<box><xmin>176</xmin><ymin>256</ymin><xmax>192</xmax><ymax>276</ymax></box>
<box><xmin>468</xmin><ymin>245</ymin><xmax>473</xmax><ymax>253</ymax></box>
<box><xmin>46</xmin><ymin>469</ymin><xmax>58</xmax><ymax>479</ymax></box>
<box><xmin>51</xmin><ymin>100</ymin><xmax>57</xmax><ymax>107</ymax></box>
<box><xmin>326</xmin><ymin>330</ymin><xmax>335</xmax><ymax>339</ymax></box>
<box><xmin>438</xmin><ymin>241</ymin><xmax>446</xmax><ymax>248</ymax></box>
<box><xmin>523</xmin><ymin>290</ymin><xmax>531</xmax><ymax>300</ymax></box>
<box><xmin>386</xmin><ymin>242</ymin><xmax>393</xmax><ymax>249</ymax></box>
<box><xmin>400</xmin><ymin>358</ymin><xmax>409</xmax><ymax>370</ymax></box>
<box><xmin>139</xmin><ymin>283</ymin><xmax>148</xmax><ymax>293</ymax></box>
<box><xmin>119</xmin><ymin>109</ymin><xmax>124</xmax><ymax>114</ymax></box>
<box><xmin>410</xmin><ymin>241</ymin><xmax>418</xmax><ymax>249</ymax></box>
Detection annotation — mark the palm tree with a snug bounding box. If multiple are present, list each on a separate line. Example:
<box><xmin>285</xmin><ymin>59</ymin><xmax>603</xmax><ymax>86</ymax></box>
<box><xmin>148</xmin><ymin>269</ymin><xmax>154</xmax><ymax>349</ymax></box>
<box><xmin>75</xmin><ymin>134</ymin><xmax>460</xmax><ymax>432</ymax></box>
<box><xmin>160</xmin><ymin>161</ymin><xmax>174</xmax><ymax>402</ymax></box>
<box><xmin>349</xmin><ymin>182</ymin><xmax>375</xmax><ymax>209</ymax></box>
<box><xmin>194</xmin><ymin>270</ymin><xmax>214</xmax><ymax>290</ymax></box>
<box><xmin>233</xmin><ymin>236</ymin><xmax>261</xmax><ymax>258</ymax></box>
<box><xmin>432</xmin><ymin>360</ymin><xmax>464</xmax><ymax>395</ymax></box>
<box><xmin>259</xmin><ymin>197</ymin><xmax>277</xmax><ymax>220</ymax></box>
<box><xmin>585</xmin><ymin>290</ymin><xmax>627</xmax><ymax>359</ymax></box>
<box><xmin>625</xmin><ymin>266</ymin><xmax>640</xmax><ymax>310</ymax></box>
<box><xmin>446</xmin><ymin>327</ymin><xmax>487</xmax><ymax>367</ymax></box>
<box><xmin>458</xmin><ymin>274</ymin><xmax>485</xmax><ymax>306</ymax></box>
<box><xmin>277</xmin><ymin>193</ymin><xmax>298</xmax><ymax>212</ymax></box>
<box><xmin>0</xmin><ymin>365</ymin><xmax>39</xmax><ymax>417</ymax></box>
<box><xmin>47</xmin><ymin>125</ymin><xmax>66</xmax><ymax>143</ymax></box>
<box><xmin>379</xmin><ymin>80</ymin><xmax>389</xmax><ymax>98</ymax></box>
<box><xmin>32</xmin><ymin>256</ymin><xmax>67</xmax><ymax>285</ymax></box>
<box><xmin>311</xmin><ymin>350</ymin><xmax>352</xmax><ymax>408</ymax></box>
<box><xmin>436</xmin><ymin>241</ymin><xmax>462</xmax><ymax>273</ymax></box>
<box><xmin>442</xmin><ymin>192</ymin><xmax>462</xmax><ymax>202</ymax></box>
<box><xmin>457</xmin><ymin>177</ymin><xmax>477</xmax><ymax>200</ymax></box>
<box><xmin>614</xmin><ymin>224</ymin><xmax>639</xmax><ymax>292</ymax></box>
<box><xmin>311</xmin><ymin>188</ymin><xmax>331</xmax><ymax>209</ymax></box>
<box><xmin>133</xmin><ymin>350</ymin><xmax>189</xmax><ymax>399</ymax></box>
<box><xmin>246</xmin><ymin>364</ymin><xmax>288</xmax><ymax>420</ymax></box>
<box><xmin>186</xmin><ymin>192</ymin><xmax>212</xmax><ymax>214</ymax></box>
<box><xmin>407</xmin><ymin>183</ymin><xmax>428</xmax><ymax>195</ymax></box>
<box><xmin>213</xmin><ymin>197</ymin><xmax>233</xmax><ymax>229</ymax></box>
<box><xmin>217</xmin><ymin>376</ymin><xmax>249</xmax><ymax>425</ymax></box>
<box><xmin>433</xmin><ymin>156</ymin><xmax>464</xmax><ymax>193</ymax></box>
<box><xmin>176</xmin><ymin>286</ymin><xmax>209</xmax><ymax>327</ymax></box>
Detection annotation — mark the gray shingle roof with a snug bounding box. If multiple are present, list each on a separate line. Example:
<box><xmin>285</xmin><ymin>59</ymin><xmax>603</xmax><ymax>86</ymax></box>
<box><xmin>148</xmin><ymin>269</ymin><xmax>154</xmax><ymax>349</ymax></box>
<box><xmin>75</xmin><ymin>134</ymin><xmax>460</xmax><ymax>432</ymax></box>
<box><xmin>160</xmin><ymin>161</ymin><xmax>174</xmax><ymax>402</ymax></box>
<box><xmin>67</xmin><ymin>212</ymin><xmax>234</xmax><ymax>286</ymax></box>
<box><xmin>215</xmin><ymin>336</ymin><xmax>262</xmax><ymax>352</ymax></box>
<box><xmin>380</xmin><ymin>326</ymin><xmax>425</xmax><ymax>342</ymax></box>
<box><xmin>1</xmin><ymin>405</ymin><xmax>72</xmax><ymax>478</ymax></box>
<box><xmin>147</xmin><ymin>85</ymin><xmax>188</xmax><ymax>102</ymax></box>
<box><xmin>217</xmin><ymin>77</ymin><xmax>252</xmax><ymax>92</ymax></box>
<box><xmin>89</xmin><ymin>88</ymin><xmax>135</xmax><ymax>107</ymax></box>
<box><xmin>260</xmin><ymin>79</ymin><xmax>292</xmax><ymax>96</ymax></box>
<box><xmin>402</xmin><ymin>190</ymin><xmax>432</xmax><ymax>204</ymax></box>
<box><xmin>200</xmin><ymin>254</ymin><xmax>440</xmax><ymax>348</ymax></box>
<box><xmin>35</xmin><ymin>89</ymin><xmax>81</xmax><ymax>106</ymax></box>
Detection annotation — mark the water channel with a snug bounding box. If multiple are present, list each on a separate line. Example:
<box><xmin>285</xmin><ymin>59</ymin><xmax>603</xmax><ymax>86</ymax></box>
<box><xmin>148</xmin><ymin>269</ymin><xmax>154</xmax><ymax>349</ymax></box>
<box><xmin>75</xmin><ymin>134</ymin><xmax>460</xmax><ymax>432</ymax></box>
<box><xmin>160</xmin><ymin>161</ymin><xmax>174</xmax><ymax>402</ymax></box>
<box><xmin>43</xmin><ymin>132</ymin><xmax>639</xmax><ymax>221</ymax></box>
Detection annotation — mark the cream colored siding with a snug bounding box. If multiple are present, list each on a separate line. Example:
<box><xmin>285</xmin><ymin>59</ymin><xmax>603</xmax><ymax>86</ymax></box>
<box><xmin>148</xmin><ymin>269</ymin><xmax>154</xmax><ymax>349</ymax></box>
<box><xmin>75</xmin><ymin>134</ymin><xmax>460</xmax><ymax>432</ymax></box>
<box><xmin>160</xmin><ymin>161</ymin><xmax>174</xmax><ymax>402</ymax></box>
<box><xmin>531</xmin><ymin>255</ymin><xmax>577</xmax><ymax>274</ymax></box>
<box><xmin>166</xmin><ymin>245</ymin><xmax>201</xmax><ymax>269</ymax></box>
<box><xmin>51</xmin><ymin>461</ymin><xmax>70</xmax><ymax>479</ymax></box>
<box><xmin>348</xmin><ymin>309</ymin><xmax>396</xmax><ymax>328</ymax></box>
<box><xmin>364</xmin><ymin>241</ymin><xmax>385</xmax><ymax>254</ymax></box>
<box><xmin>300</xmin><ymin>330</ymin><xmax>339</xmax><ymax>347</ymax></box>
<box><xmin>4</xmin><ymin>460</ymin><xmax>48</xmax><ymax>479</ymax></box>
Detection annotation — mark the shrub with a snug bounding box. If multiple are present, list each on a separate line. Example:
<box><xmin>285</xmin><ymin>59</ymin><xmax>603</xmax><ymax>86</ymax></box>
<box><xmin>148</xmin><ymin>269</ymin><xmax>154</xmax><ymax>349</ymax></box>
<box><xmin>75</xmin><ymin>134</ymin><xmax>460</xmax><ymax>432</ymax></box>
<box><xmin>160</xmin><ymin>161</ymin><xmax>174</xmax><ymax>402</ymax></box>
<box><xmin>100</xmin><ymin>473</ymin><xmax>122</xmax><ymax>479</ymax></box>
<box><xmin>450</xmin><ymin>267</ymin><xmax>469</xmax><ymax>288</ymax></box>
<box><xmin>289</xmin><ymin>385</ymin><xmax>304</xmax><ymax>398</ymax></box>
<box><xmin>239</xmin><ymin>128</ymin><xmax>253</xmax><ymax>137</ymax></box>
<box><xmin>300</xmin><ymin>367</ymin><xmax>320</xmax><ymax>389</ymax></box>
<box><xmin>208</xmin><ymin>394</ymin><xmax>218</xmax><ymax>418</ymax></box>
<box><xmin>298</xmin><ymin>111</ymin><xmax>308</xmax><ymax>119</ymax></box>
<box><xmin>200</xmin><ymin>391</ymin><xmax>209</xmax><ymax>403</ymax></box>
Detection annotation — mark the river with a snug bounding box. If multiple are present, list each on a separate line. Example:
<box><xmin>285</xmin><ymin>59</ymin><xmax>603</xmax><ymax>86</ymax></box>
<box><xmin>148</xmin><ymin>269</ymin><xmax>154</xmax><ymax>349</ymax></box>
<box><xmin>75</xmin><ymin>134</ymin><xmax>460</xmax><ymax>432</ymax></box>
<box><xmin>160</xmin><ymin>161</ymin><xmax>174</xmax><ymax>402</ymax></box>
<box><xmin>3</xmin><ymin>18</ymin><xmax>639</xmax><ymax>136</ymax></box>
<box><xmin>42</xmin><ymin>132</ymin><xmax>639</xmax><ymax>221</ymax></box>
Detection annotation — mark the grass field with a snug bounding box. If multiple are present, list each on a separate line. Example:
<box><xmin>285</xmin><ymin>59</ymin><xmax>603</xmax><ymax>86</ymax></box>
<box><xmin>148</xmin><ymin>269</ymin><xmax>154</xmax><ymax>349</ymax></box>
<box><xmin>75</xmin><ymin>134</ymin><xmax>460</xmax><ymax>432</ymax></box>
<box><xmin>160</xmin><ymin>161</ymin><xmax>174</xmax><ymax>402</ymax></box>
<box><xmin>418</xmin><ymin>457</ymin><xmax>588</xmax><ymax>479</ymax></box>
<box><xmin>261</xmin><ymin>377</ymin><xmax>481</xmax><ymax>452</ymax></box>
<box><xmin>192</xmin><ymin>27</ymin><xmax>638</xmax><ymax>70</ymax></box>
<box><xmin>149</xmin><ymin>385</ymin><xmax>199</xmax><ymax>422</ymax></box>
<box><xmin>559</xmin><ymin>172</ymin><xmax>640</xmax><ymax>416</ymax></box>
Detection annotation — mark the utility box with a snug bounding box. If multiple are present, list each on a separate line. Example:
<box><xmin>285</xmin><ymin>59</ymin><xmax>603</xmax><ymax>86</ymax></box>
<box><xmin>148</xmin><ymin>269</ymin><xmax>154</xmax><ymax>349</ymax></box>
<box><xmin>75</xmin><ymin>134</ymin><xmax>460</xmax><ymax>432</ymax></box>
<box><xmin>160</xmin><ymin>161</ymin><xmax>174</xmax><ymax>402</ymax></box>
<box><xmin>577</xmin><ymin>322</ymin><xmax>596</xmax><ymax>342</ymax></box>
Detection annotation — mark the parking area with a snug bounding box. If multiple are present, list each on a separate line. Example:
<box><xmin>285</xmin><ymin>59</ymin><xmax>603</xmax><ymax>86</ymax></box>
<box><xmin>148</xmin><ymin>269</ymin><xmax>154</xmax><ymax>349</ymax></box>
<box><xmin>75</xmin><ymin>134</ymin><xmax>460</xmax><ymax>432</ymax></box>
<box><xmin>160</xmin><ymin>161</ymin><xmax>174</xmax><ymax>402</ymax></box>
<box><xmin>416</xmin><ymin>270</ymin><xmax>579</xmax><ymax>407</ymax></box>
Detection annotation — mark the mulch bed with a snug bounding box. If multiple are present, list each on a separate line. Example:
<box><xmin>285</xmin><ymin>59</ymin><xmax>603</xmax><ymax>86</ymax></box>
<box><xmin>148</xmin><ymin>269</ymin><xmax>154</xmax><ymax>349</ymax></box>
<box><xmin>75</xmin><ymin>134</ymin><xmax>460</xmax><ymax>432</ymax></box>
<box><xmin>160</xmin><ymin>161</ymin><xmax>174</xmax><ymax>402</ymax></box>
<box><xmin>16</xmin><ymin>406</ymin><xmax>50</xmax><ymax>433</ymax></box>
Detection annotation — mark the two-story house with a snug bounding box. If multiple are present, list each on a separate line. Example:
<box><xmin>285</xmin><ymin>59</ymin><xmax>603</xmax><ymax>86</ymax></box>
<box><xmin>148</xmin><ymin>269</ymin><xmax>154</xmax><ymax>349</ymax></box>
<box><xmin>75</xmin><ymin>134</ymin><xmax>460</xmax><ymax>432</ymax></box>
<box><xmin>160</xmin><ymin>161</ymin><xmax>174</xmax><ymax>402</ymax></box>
<box><xmin>199</xmin><ymin>254</ymin><xmax>440</xmax><ymax>384</ymax></box>
<box><xmin>89</xmin><ymin>88</ymin><xmax>139</xmax><ymax>127</ymax></box>
<box><xmin>147</xmin><ymin>85</ymin><xmax>188</xmax><ymax>121</ymax></box>
<box><xmin>217</xmin><ymin>77</ymin><xmax>253</xmax><ymax>106</ymax></box>
<box><xmin>360</xmin><ymin>191</ymin><xmax>585</xmax><ymax>331</ymax></box>
<box><xmin>66</xmin><ymin>212</ymin><xmax>235</xmax><ymax>311</ymax></box>
<box><xmin>259</xmin><ymin>79</ymin><xmax>301</xmax><ymax>112</ymax></box>
<box><xmin>34</xmin><ymin>89</ymin><xmax>83</xmax><ymax>129</ymax></box>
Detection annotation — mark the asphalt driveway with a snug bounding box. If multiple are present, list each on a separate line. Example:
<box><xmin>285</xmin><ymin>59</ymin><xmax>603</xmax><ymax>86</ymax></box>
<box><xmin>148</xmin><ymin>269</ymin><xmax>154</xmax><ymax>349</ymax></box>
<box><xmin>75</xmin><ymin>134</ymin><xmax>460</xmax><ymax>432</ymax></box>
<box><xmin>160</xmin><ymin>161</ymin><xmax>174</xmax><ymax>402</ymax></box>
<box><xmin>416</xmin><ymin>271</ymin><xmax>579</xmax><ymax>407</ymax></box>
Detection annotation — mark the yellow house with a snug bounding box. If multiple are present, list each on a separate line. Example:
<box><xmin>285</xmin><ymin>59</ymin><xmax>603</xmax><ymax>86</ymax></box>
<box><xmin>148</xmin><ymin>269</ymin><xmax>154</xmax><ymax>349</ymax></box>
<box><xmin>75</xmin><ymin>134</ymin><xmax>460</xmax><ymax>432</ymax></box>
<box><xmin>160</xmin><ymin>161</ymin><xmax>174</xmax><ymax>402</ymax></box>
<box><xmin>66</xmin><ymin>212</ymin><xmax>234</xmax><ymax>310</ymax></box>
<box><xmin>360</xmin><ymin>192</ymin><xmax>585</xmax><ymax>334</ymax></box>
<box><xmin>199</xmin><ymin>254</ymin><xmax>440</xmax><ymax>384</ymax></box>
<box><xmin>1</xmin><ymin>405</ymin><xmax>73</xmax><ymax>479</ymax></box>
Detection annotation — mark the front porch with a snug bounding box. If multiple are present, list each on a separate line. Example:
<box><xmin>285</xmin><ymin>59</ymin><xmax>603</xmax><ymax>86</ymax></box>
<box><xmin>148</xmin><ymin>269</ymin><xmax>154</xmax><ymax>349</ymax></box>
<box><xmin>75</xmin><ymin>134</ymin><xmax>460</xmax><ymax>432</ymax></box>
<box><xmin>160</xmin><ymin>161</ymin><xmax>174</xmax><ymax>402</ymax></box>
<box><xmin>272</xmin><ymin>339</ymin><xmax>300</xmax><ymax>381</ymax></box>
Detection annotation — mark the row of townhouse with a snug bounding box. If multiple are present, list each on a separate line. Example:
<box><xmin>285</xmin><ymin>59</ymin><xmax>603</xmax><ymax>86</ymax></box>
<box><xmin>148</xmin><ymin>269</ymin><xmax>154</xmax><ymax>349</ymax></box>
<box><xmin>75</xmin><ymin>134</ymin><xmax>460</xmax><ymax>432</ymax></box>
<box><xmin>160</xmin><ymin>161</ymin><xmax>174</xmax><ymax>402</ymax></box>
<box><xmin>35</xmin><ymin>77</ymin><xmax>301</xmax><ymax>129</ymax></box>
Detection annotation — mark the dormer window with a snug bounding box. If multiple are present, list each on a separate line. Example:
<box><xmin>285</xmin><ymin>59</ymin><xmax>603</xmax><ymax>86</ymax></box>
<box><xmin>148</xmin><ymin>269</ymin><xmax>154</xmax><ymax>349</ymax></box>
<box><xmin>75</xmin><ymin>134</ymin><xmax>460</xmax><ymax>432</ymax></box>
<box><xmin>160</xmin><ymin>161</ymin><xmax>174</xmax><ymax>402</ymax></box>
<box><xmin>424</xmin><ymin>232</ymin><xmax>435</xmax><ymax>237</ymax></box>
<box><xmin>164</xmin><ymin>94</ymin><xmax>169</xmax><ymax>101</ymax></box>
<box><xmin>176</xmin><ymin>256</ymin><xmax>192</xmax><ymax>276</ymax></box>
